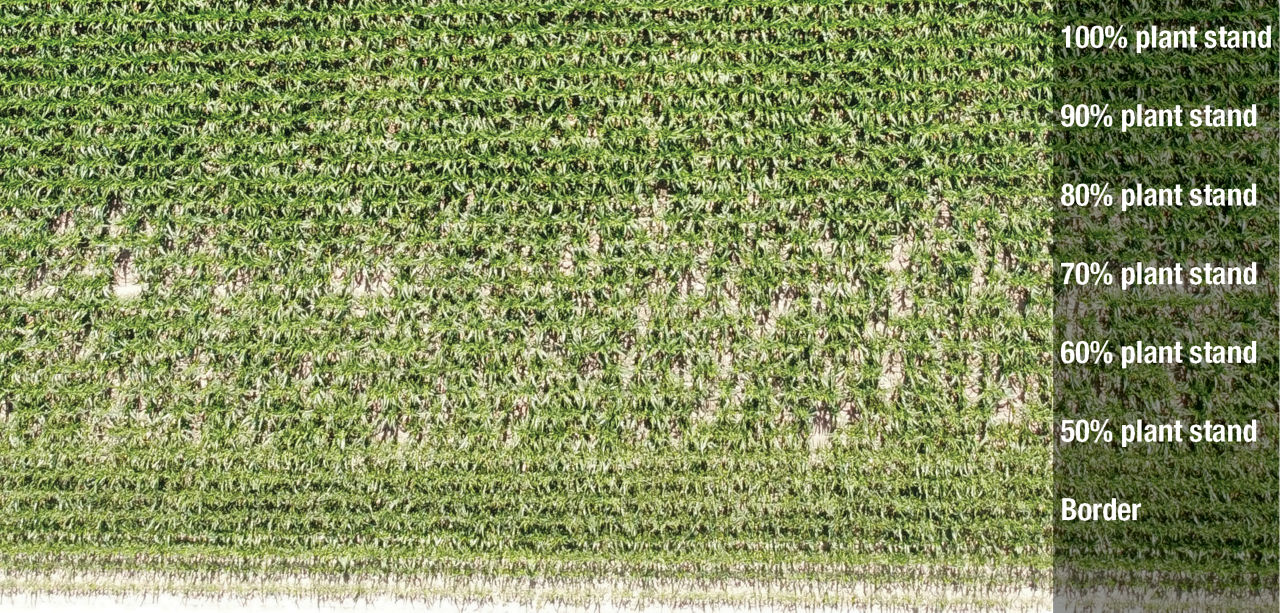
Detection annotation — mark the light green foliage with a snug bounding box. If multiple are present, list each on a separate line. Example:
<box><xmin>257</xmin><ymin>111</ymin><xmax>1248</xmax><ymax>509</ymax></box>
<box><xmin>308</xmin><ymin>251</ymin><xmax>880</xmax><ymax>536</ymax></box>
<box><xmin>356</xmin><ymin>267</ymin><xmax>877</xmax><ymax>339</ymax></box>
<box><xmin>0</xmin><ymin>0</ymin><xmax>1053</xmax><ymax>607</ymax></box>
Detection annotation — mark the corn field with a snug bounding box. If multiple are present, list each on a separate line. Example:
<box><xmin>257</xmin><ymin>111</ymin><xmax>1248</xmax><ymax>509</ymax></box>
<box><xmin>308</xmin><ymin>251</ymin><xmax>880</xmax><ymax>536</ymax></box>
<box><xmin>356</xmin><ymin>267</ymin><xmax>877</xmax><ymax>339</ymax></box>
<box><xmin>1</xmin><ymin>1</ymin><xmax>1055</xmax><ymax>609</ymax></box>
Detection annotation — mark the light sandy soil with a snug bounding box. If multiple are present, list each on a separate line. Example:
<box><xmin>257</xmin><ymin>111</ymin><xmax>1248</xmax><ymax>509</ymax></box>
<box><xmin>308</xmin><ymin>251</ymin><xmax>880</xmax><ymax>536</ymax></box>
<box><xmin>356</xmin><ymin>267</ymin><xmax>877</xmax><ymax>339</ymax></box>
<box><xmin>0</xmin><ymin>594</ymin><xmax>947</xmax><ymax>613</ymax></box>
<box><xmin>0</xmin><ymin>567</ymin><xmax>1052</xmax><ymax>612</ymax></box>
